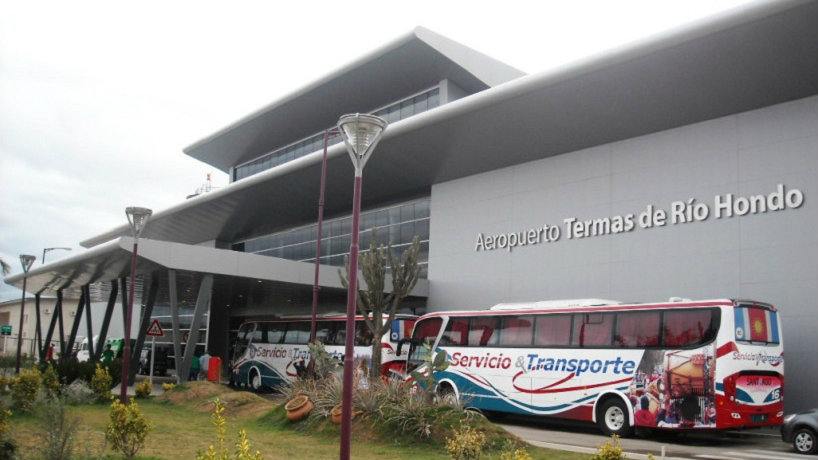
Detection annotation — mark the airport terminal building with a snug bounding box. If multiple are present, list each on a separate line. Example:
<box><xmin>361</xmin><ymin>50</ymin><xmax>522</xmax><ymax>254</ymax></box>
<box><xmin>5</xmin><ymin>1</ymin><xmax>818</xmax><ymax>410</ymax></box>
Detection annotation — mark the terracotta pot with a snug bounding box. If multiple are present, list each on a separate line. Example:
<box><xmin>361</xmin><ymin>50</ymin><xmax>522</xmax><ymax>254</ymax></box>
<box><xmin>285</xmin><ymin>395</ymin><xmax>314</xmax><ymax>422</ymax></box>
<box><xmin>330</xmin><ymin>404</ymin><xmax>361</xmax><ymax>424</ymax></box>
<box><xmin>330</xmin><ymin>404</ymin><xmax>343</xmax><ymax>424</ymax></box>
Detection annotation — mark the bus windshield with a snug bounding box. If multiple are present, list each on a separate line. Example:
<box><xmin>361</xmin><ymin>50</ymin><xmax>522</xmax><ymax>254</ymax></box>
<box><xmin>408</xmin><ymin>317</ymin><xmax>443</xmax><ymax>364</ymax></box>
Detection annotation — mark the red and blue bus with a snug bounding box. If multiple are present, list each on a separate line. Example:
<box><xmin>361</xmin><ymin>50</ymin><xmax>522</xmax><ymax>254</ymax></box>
<box><xmin>404</xmin><ymin>298</ymin><xmax>783</xmax><ymax>435</ymax></box>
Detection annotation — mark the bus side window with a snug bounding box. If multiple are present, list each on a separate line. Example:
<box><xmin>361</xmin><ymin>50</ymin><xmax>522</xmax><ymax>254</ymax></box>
<box><xmin>663</xmin><ymin>309</ymin><xmax>716</xmax><ymax>347</ymax></box>
<box><xmin>534</xmin><ymin>314</ymin><xmax>572</xmax><ymax>346</ymax></box>
<box><xmin>268</xmin><ymin>323</ymin><xmax>285</xmax><ymax>344</ymax></box>
<box><xmin>571</xmin><ymin>313</ymin><xmax>614</xmax><ymax>347</ymax></box>
<box><xmin>614</xmin><ymin>311</ymin><xmax>660</xmax><ymax>348</ymax></box>
<box><xmin>498</xmin><ymin>316</ymin><xmax>534</xmax><ymax>347</ymax></box>
<box><xmin>440</xmin><ymin>318</ymin><xmax>469</xmax><ymax>346</ymax></box>
<box><xmin>283</xmin><ymin>322</ymin><xmax>310</xmax><ymax>344</ymax></box>
<box><xmin>315</xmin><ymin>321</ymin><xmax>336</xmax><ymax>344</ymax></box>
<box><xmin>355</xmin><ymin>321</ymin><xmax>374</xmax><ymax>346</ymax></box>
<box><xmin>469</xmin><ymin>317</ymin><xmax>499</xmax><ymax>346</ymax></box>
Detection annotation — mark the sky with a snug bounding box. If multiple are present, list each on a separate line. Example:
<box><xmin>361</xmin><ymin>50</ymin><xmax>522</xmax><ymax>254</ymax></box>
<box><xmin>0</xmin><ymin>0</ymin><xmax>759</xmax><ymax>300</ymax></box>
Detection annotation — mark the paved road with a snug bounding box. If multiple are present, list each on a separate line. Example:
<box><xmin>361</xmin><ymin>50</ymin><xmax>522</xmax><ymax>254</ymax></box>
<box><xmin>494</xmin><ymin>415</ymin><xmax>800</xmax><ymax>460</ymax></box>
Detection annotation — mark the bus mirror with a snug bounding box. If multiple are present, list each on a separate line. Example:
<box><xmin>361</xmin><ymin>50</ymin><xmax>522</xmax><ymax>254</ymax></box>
<box><xmin>397</xmin><ymin>338</ymin><xmax>410</xmax><ymax>356</ymax></box>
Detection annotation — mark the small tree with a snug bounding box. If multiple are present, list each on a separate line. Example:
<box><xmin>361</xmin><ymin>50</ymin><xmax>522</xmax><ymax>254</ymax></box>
<box><xmin>339</xmin><ymin>236</ymin><xmax>421</xmax><ymax>378</ymax></box>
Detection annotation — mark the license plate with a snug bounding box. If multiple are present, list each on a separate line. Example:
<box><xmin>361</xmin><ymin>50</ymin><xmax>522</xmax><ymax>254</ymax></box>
<box><xmin>751</xmin><ymin>414</ymin><xmax>767</xmax><ymax>423</ymax></box>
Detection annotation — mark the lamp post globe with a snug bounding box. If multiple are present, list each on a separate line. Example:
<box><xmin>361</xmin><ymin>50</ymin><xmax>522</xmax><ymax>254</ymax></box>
<box><xmin>120</xmin><ymin>206</ymin><xmax>152</xmax><ymax>402</ymax></box>
<box><xmin>336</xmin><ymin>113</ymin><xmax>387</xmax><ymax>460</ymax></box>
<box><xmin>338</xmin><ymin>113</ymin><xmax>387</xmax><ymax>175</ymax></box>
<box><xmin>15</xmin><ymin>254</ymin><xmax>36</xmax><ymax>374</ymax></box>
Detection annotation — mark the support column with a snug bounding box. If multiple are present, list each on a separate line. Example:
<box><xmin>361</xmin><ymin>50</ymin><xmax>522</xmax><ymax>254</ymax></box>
<box><xmin>34</xmin><ymin>293</ymin><xmax>43</xmax><ymax>362</ymax></box>
<box><xmin>128</xmin><ymin>274</ymin><xmax>159</xmax><ymax>385</ymax></box>
<box><xmin>93</xmin><ymin>280</ymin><xmax>118</xmax><ymax>362</ymax></box>
<box><xmin>84</xmin><ymin>285</ymin><xmax>94</xmax><ymax>360</ymax></box>
<box><xmin>168</xmin><ymin>270</ymin><xmax>183</xmax><ymax>383</ymax></box>
<box><xmin>42</xmin><ymin>290</ymin><xmax>62</xmax><ymax>361</ymax></box>
<box><xmin>119</xmin><ymin>277</ymin><xmax>127</xmax><ymax>334</ymax></box>
<box><xmin>64</xmin><ymin>287</ymin><xmax>87</xmax><ymax>359</ymax></box>
<box><xmin>57</xmin><ymin>290</ymin><xmax>66</xmax><ymax>356</ymax></box>
<box><xmin>179</xmin><ymin>274</ymin><xmax>213</xmax><ymax>383</ymax></box>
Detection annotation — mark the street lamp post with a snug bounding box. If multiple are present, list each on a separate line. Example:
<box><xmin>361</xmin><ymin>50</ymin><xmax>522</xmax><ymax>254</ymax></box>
<box><xmin>337</xmin><ymin>113</ymin><xmax>387</xmax><ymax>460</ymax></box>
<box><xmin>15</xmin><ymin>254</ymin><xmax>36</xmax><ymax>374</ymax></box>
<box><xmin>120</xmin><ymin>206</ymin><xmax>152</xmax><ymax>402</ymax></box>
<box><xmin>42</xmin><ymin>247</ymin><xmax>71</xmax><ymax>264</ymax></box>
<box><xmin>310</xmin><ymin>128</ymin><xmax>339</xmax><ymax>343</ymax></box>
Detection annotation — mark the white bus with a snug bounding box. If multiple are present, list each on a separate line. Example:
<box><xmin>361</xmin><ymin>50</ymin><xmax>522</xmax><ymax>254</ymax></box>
<box><xmin>404</xmin><ymin>298</ymin><xmax>784</xmax><ymax>436</ymax></box>
<box><xmin>230</xmin><ymin>314</ymin><xmax>416</xmax><ymax>390</ymax></box>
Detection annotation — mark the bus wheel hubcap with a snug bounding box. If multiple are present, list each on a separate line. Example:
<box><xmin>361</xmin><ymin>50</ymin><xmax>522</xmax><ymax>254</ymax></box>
<box><xmin>605</xmin><ymin>406</ymin><xmax>624</xmax><ymax>430</ymax></box>
<box><xmin>796</xmin><ymin>433</ymin><xmax>813</xmax><ymax>451</ymax></box>
<box><xmin>252</xmin><ymin>373</ymin><xmax>260</xmax><ymax>389</ymax></box>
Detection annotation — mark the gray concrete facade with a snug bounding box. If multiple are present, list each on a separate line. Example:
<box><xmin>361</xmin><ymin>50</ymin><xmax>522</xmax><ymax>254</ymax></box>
<box><xmin>428</xmin><ymin>94</ymin><xmax>818</xmax><ymax>411</ymax></box>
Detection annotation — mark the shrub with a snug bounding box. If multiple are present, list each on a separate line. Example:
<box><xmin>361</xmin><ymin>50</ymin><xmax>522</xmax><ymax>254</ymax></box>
<box><xmin>197</xmin><ymin>399</ymin><xmax>263</xmax><ymax>460</ymax></box>
<box><xmin>161</xmin><ymin>382</ymin><xmax>176</xmax><ymax>392</ymax></box>
<box><xmin>105</xmin><ymin>399</ymin><xmax>152</xmax><ymax>460</ymax></box>
<box><xmin>306</xmin><ymin>341</ymin><xmax>340</xmax><ymax>380</ymax></box>
<box><xmin>499</xmin><ymin>447</ymin><xmax>533</xmax><ymax>460</ymax></box>
<box><xmin>445</xmin><ymin>425</ymin><xmax>486</xmax><ymax>460</ymax></box>
<box><xmin>135</xmin><ymin>380</ymin><xmax>152</xmax><ymax>399</ymax></box>
<box><xmin>91</xmin><ymin>364</ymin><xmax>113</xmax><ymax>402</ymax></box>
<box><xmin>382</xmin><ymin>391</ymin><xmax>436</xmax><ymax>440</ymax></box>
<box><xmin>35</xmin><ymin>396</ymin><xmax>78</xmax><ymax>460</ymax></box>
<box><xmin>591</xmin><ymin>435</ymin><xmax>626</xmax><ymax>460</ymax></box>
<box><xmin>0</xmin><ymin>376</ymin><xmax>9</xmax><ymax>395</ymax></box>
<box><xmin>42</xmin><ymin>364</ymin><xmax>60</xmax><ymax>396</ymax></box>
<box><xmin>11</xmin><ymin>367</ymin><xmax>41</xmax><ymax>412</ymax></box>
<box><xmin>62</xmin><ymin>380</ymin><xmax>96</xmax><ymax>405</ymax></box>
<box><xmin>49</xmin><ymin>357</ymin><xmax>96</xmax><ymax>385</ymax></box>
<box><xmin>0</xmin><ymin>400</ymin><xmax>13</xmax><ymax>458</ymax></box>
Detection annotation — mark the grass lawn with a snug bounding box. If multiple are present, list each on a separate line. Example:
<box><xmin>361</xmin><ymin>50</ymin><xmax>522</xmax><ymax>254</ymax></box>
<box><xmin>9</xmin><ymin>384</ymin><xmax>591</xmax><ymax>459</ymax></box>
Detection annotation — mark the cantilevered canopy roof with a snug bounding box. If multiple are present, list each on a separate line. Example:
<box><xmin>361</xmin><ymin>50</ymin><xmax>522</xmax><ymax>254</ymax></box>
<box><xmin>184</xmin><ymin>26</ymin><xmax>525</xmax><ymax>172</ymax></box>
<box><xmin>5</xmin><ymin>238</ymin><xmax>428</xmax><ymax>298</ymax></box>
<box><xmin>82</xmin><ymin>0</ymin><xmax>818</xmax><ymax>249</ymax></box>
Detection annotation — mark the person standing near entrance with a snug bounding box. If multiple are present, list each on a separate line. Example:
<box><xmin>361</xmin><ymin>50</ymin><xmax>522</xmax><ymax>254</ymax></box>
<box><xmin>199</xmin><ymin>349</ymin><xmax>211</xmax><ymax>381</ymax></box>
<box><xmin>189</xmin><ymin>351</ymin><xmax>201</xmax><ymax>381</ymax></box>
<box><xmin>101</xmin><ymin>344</ymin><xmax>114</xmax><ymax>367</ymax></box>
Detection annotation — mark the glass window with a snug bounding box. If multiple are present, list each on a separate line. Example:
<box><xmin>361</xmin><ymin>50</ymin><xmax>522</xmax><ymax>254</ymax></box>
<box><xmin>409</xmin><ymin>317</ymin><xmax>443</xmax><ymax>362</ymax></box>
<box><xmin>332</xmin><ymin>321</ymin><xmax>347</xmax><ymax>346</ymax></box>
<box><xmin>440</xmin><ymin>318</ymin><xmax>469</xmax><ymax>346</ymax></box>
<box><xmin>663</xmin><ymin>309</ymin><xmax>717</xmax><ymax>348</ymax></box>
<box><xmin>498</xmin><ymin>316</ymin><xmax>534</xmax><ymax>346</ymax></box>
<box><xmin>572</xmin><ymin>313</ymin><xmax>614</xmax><ymax>347</ymax></box>
<box><xmin>315</xmin><ymin>321</ymin><xmax>337</xmax><ymax>344</ymax></box>
<box><xmin>267</xmin><ymin>323</ymin><xmax>286</xmax><ymax>344</ymax></box>
<box><xmin>355</xmin><ymin>321</ymin><xmax>374</xmax><ymax>346</ymax></box>
<box><xmin>283</xmin><ymin>322</ymin><xmax>310</xmax><ymax>344</ymax></box>
<box><xmin>734</xmin><ymin>306</ymin><xmax>779</xmax><ymax>344</ymax></box>
<box><xmin>469</xmin><ymin>317</ymin><xmax>499</xmax><ymax>346</ymax></box>
<box><xmin>614</xmin><ymin>311</ymin><xmax>660</xmax><ymax>348</ymax></box>
<box><xmin>534</xmin><ymin>315</ymin><xmax>572</xmax><ymax>346</ymax></box>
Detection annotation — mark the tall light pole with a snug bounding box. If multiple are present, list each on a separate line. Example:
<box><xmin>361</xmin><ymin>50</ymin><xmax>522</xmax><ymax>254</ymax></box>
<box><xmin>120</xmin><ymin>206</ymin><xmax>152</xmax><ymax>402</ymax></box>
<box><xmin>337</xmin><ymin>113</ymin><xmax>387</xmax><ymax>460</ymax></box>
<box><xmin>42</xmin><ymin>247</ymin><xmax>71</xmax><ymax>264</ymax></box>
<box><xmin>310</xmin><ymin>128</ymin><xmax>339</xmax><ymax>344</ymax></box>
<box><xmin>15</xmin><ymin>254</ymin><xmax>36</xmax><ymax>374</ymax></box>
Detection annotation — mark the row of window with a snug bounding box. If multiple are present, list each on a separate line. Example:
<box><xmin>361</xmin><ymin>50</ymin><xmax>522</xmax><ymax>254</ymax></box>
<box><xmin>239</xmin><ymin>321</ymin><xmax>377</xmax><ymax>346</ymax></box>
<box><xmin>233</xmin><ymin>87</ymin><xmax>440</xmax><ymax>181</ymax></box>
<box><xmin>438</xmin><ymin>309</ymin><xmax>720</xmax><ymax>349</ymax></box>
<box><xmin>235</xmin><ymin>198</ymin><xmax>431</xmax><ymax>277</ymax></box>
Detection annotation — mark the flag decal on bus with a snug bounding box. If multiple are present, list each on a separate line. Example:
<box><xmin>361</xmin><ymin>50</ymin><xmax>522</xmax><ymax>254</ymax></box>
<box><xmin>734</xmin><ymin>306</ymin><xmax>779</xmax><ymax>343</ymax></box>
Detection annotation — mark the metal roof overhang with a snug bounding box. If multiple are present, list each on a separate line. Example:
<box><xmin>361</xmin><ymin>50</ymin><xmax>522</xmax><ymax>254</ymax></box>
<box><xmin>184</xmin><ymin>27</ymin><xmax>524</xmax><ymax>172</ymax></box>
<box><xmin>5</xmin><ymin>238</ymin><xmax>429</xmax><ymax>298</ymax></box>
<box><xmin>81</xmin><ymin>0</ymin><xmax>818</xmax><ymax>248</ymax></box>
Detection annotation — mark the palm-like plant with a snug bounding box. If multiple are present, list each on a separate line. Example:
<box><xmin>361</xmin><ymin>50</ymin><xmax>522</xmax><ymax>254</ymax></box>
<box><xmin>0</xmin><ymin>257</ymin><xmax>10</xmax><ymax>275</ymax></box>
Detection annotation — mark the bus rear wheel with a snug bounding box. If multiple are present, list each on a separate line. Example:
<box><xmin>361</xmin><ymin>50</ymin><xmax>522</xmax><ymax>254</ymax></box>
<box><xmin>597</xmin><ymin>398</ymin><xmax>633</xmax><ymax>437</ymax></box>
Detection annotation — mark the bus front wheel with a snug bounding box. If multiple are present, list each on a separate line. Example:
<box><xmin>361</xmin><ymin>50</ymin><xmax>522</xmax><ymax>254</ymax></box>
<box><xmin>248</xmin><ymin>369</ymin><xmax>262</xmax><ymax>392</ymax></box>
<box><xmin>597</xmin><ymin>398</ymin><xmax>633</xmax><ymax>437</ymax></box>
